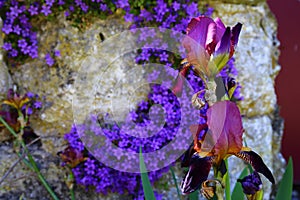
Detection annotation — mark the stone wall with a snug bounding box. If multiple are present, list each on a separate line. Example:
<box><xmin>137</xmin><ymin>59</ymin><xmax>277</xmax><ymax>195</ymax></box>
<box><xmin>0</xmin><ymin>1</ymin><xmax>285</xmax><ymax>199</ymax></box>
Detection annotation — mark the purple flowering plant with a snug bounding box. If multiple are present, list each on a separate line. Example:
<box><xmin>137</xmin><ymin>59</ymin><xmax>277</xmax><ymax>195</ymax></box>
<box><xmin>0</xmin><ymin>0</ymin><xmax>281</xmax><ymax>199</ymax></box>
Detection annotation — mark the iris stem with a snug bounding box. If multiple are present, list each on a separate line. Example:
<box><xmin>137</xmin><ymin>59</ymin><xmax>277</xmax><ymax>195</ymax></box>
<box><xmin>224</xmin><ymin>159</ymin><xmax>231</xmax><ymax>200</ymax></box>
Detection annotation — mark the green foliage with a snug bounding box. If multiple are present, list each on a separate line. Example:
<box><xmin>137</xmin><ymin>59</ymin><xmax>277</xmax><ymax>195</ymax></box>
<box><xmin>139</xmin><ymin>147</ymin><xmax>156</xmax><ymax>200</ymax></box>
<box><xmin>275</xmin><ymin>157</ymin><xmax>293</xmax><ymax>200</ymax></box>
<box><xmin>232</xmin><ymin>167</ymin><xmax>249</xmax><ymax>199</ymax></box>
<box><xmin>188</xmin><ymin>191</ymin><xmax>199</xmax><ymax>200</ymax></box>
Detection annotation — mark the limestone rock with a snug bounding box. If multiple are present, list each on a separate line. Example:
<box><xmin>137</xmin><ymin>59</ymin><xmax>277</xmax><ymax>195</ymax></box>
<box><xmin>0</xmin><ymin>17</ymin><xmax>13</xmax><ymax>99</ymax></box>
<box><xmin>211</xmin><ymin>2</ymin><xmax>280</xmax><ymax>117</ymax></box>
<box><xmin>0</xmin><ymin>17</ymin><xmax>13</xmax><ymax>142</ymax></box>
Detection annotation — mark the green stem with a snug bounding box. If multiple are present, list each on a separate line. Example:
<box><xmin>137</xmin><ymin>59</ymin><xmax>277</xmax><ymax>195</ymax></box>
<box><xmin>224</xmin><ymin>159</ymin><xmax>231</xmax><ymax>200</ymax></box>
<box><xmin>69</xmin><ymin>171</ymin><xmax>75</xmax><ymax>200</ymax></box>
<box><xmin>170</xmin><ymin>166</ymin><xmax>181</xmax><ymax>200</ymax></box>
<box><xmin>0</xmin><ymin>116</ymin><xmax>59</xmax><ymax>200</ymax></box>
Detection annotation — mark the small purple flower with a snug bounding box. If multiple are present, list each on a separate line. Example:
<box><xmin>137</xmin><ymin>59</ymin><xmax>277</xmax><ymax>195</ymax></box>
<box><xmin>64</xmin><ymin>10</ymin><xmax>70</xmax><ymax>17</ymax></box>
<box><xmin>45</xmin><ymin>0</ymin><xmax>55</xmax><ymax>6</ymax></box>
<box><xmin>45</xmin><ymin>53</ymin><xmax>54</xmax><ymax>66</ymax></box>
<box><xmin>9</xmin><ymin>49</ymin><xmax>18</xmax><ymax>57</ymax></box>
<box><xmin>69</xmin><ymin>5</ymin><xmax>74</xmax><ymax>11</ymax></box>
<box><xmin>41</xmin><ymin>5</ymin><xmax>52</xmax><ymax>16</ymax></box>
<box><xmin>18</xmin><ymin>39</ymin><xmax>27</xmax><ymax>49</ymax></box>
<box><xmin>99</xmin><ymin>4</ymin><xmax>107</xmax><ymax>11</ymax></box>
<box><xmin>26</xmin><ymin>92</ymin><xmax>35</xmax><ymax>98</ymax></box>
<box><xmin>2</xmin><ymin>42</ymin><xmax>12</xmax><ymax>51</ymax></box>
<box><xmin>58</xmin><ymin>0</ymin><xmax>65</xmax><ymax>5</ymax></box>
<box><xmin>124</xmin><ymin>13</ymin><xmax>134</xmax><ymax>22</ymax></box>
<box><xmin>10</xmin><ymin>5</ymin><xmax>21</xmax><ymax>17</ymax></box>
<box><xmin>54</xmin><ymin>50</ymin><xmax>61</xmax><ymax>57</ymax></box>
<box><xmin>172</xmin><ymin>2</ymin><xmax>180</xmax><ymax>11</ymax></box>
<box><xmin>13</xmin><ymin>24</ymin><xmax>21</xmax><ymax>35</ymax></box>
<box><xmin>28</xmin><ymin>5</ymin><xmax>39</xmax><ymax>16</ymax></box>
<box><xmin>33</xmin><ymin>101</ymin><xmax>42</xmax><ymax>109</ymax></box>
<box><xmin>80</xmin><ymin>3</ymin><xmax>89</xmax><ymax>13</ymax></box>
<box><xmin>159</xmin><ymin>51</ymin><xmax>168</xmax><ymax>62</ymax></box>
<box><xmin>2</xmin><ymin>23</ymin><xmax>13</xmax><ymax>34</ymax></box>
<box><xmin>238</xmin><ymin>171</ymin><xmax>262</xmax><ymax>195</ymax></box>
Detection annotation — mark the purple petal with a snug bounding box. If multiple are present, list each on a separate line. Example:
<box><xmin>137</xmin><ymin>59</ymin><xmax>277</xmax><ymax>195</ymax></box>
<box><xmin>230</xmin><ymin>23</ymin><xmax>242</xmax><ymax>57</ymax></box>
<box><xmin>185</xmin><ymin>16</ymin><xmax>216</xmax><ymax>54</ymax></box>
<box><xmin>237</xmin><ymin>171</ymin><xmax>262</xmax><ymax>195</ymax></box>
<box><xmin>214</xmin><ymin>18</ymin><xmax>226</xmax><ymax>42</ymax></box>
<box><xmin>235</xmin><ymin>150</ymin><xmax>275</xmax><ymax>184</ymax></box>
<box><xmin>204</xmin><ymin>101</ymin><xmax>243</xmax><ymax>163</ymax></box>
<box><xmin>181</xmin><ymin>154</ymin><xmax>213</xmax><ymax>194</ymax></box>
<box><xmin>215</xmin><ymin>27</ymin><xmax>231</xmax><ymax>55</ymax></box>
<box><xmin>231</xmin><ymin>22</ymin><xmax>242</xmax><ymax>47</ymax></box>
<box><xmin>181</xmin><ymin>143</ymin><xmax>196</xmax><ymax>168</ymax></box>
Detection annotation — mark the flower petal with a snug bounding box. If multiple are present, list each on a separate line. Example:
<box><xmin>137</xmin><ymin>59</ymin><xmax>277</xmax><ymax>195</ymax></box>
<box><xmin>237</xmin><ymin>171</ymin><xmax>262</xmax><ymax>195</ymax></box>
<box><xmin>183</xmin><ymin>16</ymin><xmax>216</xmax><ymax>70</ymax></box>
<box><xmin>214</xmin><ymin>17</ymin><xmax>226</xmax><ymax>42</ymax></box>
<box><xmin>186</xmin><ymin>16</ymin><xmax>216</xmax><ymax>49</ymax></box>
<box><xmin>215</xmin><ymin>27</ymin><xmax>231</xmax><ymax>55</ymax></box>
<box><xmin>181</xmin><ymin>154</ymin><xmax>213</xmax><ymax>195</ymax></box>
<box><xmin>181</xmin><ymin>143</ymin><xmax>196</xmax><ymax>167</ymax></box>
<box><xmin>235</xmin><ymin>150</ymin><xmax>275</xmax><ymax>184</ymax></box>
<box><xmin>229</xmin><ymin>22</ymin><xmax>242</xmax><ymax>58</ymax></box>
<box><xmin>204</xmin><ymin>101</ymin><xmax>243</xmax><ymax>162</ymax></box>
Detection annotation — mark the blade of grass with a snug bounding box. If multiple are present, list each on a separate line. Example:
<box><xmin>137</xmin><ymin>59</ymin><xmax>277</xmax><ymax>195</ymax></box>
<box><xmin>231</xmin><ymin>167</ymin><xmax>248</xmax><ymax>199</ymax></box>
<box><xmin>170</xmin><ymin>166</ymin><xmax>181</xmax><ymax>200</ymax></box>
<box><xmin>139</xmin><ymin>146</ymin><xmax>156</xmax><ymax>200</ymax></box>
<box><xmin>275</xmin><ymin>157</ymin><xmax>293</xmax><ymax>200</ymax></box>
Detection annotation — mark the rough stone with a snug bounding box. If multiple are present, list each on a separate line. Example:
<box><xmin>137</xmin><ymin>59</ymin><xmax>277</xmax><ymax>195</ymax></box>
<box><xmin>0</xmin><ymin>17</ymin><xmax>13</xmax><ymax>142</ymax></box>
<box><xmin>211</xmin><ymin>2</ymin><xmax>280</xmax><ymax>117</ymax></box>
<box><xmin>0</xmin><ymin>17</ymin><xmax>13</xmax><ymax>99</ymax></box>
<box><xmin>0</xmin><ymin>1</ymin><xmax>285</xmax><ymax>200</ymax></box>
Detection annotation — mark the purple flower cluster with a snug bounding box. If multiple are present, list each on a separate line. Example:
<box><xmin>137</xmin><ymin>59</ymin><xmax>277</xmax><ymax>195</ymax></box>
<box><xmin>22</xmin><ymin>91</ymin><xmax>43</xmax><ymax>116</ymax></box>
<box><xmin>1</xmin><ymin>0</ymin><xmax>38</xmax><ymax>59</ymax></box>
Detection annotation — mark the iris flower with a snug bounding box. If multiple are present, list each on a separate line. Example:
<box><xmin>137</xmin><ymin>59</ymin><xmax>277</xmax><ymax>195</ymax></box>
<box><xmin>181</xmin><ymin>101</ymin><xmax>275</xmax><ymax>194</ymax></box>
<box><xmin>182</xmin><ymin>16</ymin><xmax>242</xmax><ymax>78</ymax></box>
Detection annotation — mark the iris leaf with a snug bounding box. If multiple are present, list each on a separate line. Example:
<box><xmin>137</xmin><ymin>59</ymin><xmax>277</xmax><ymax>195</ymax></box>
<box><xmin>188</xmin><ymin>190</ymin><xmax>198</xmax><ymax>200</ymax></box>
<box><xmin>275</xmin><ymin>157</ymin><xmax>293</xmax><ymax>200</ymax></box>
<box><xmin>232</xmin><ymin>167</ymin><xmax>248</xmax><ymax>199</ymax></box>
<box><xmin>139</xmin><ymin>146</ymin><xmax>156</xmax><ymax>200</ymax></box>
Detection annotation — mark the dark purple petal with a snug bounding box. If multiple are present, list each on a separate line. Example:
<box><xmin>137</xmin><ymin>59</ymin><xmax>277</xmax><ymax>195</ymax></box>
<box><xmin>230</xmin><ymin>23</ymin><xmax>242</xmax><ymax>57</ymax></box>
<box><xmin>231</xmin><ymin>23</ymin><xmax>242</xmax><ymax>47</ymax></box>
<box><xmin>181</xmin><ymin>143</ymin><xmax>196</xmax><ymax>168</ymax></box>
<box><xmin>181</xmin><ymin>154</ymin><xmax>213</xmax><ymax>195</ymax></box>
<box><xmin>215</xmin><ymin>27</ymin><xmax>231</xmax><ymax>55</ymax></box>
<box><xmin>235</xmin><ymin>150</ymin><xmax>275</xmax><ymax>184</ymax></box>
<box><xmin>237</xmin><ymin>171</ymin><xmax>262</xmax><ymax>195</ymax></box>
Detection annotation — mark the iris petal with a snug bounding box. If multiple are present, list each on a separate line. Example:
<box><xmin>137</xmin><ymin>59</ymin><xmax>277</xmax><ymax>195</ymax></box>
<box><xmin>235</xmin><ymin>150</ymin><xmax>275</xmax><ymax>184</ymax></box>
<box><xmin>181</xmin><ymin>154</ymin><xmax>213</xmax><ymax>195</ymax></box>
<box><xmin>205</xmin><ymin>101</ymin><xmax>243</xmax><ymax>162</ymax></box>
<box><xmin>229</xmin><ymin>22</ymin><xmax>242</xmax><ymax>58</ymax></box>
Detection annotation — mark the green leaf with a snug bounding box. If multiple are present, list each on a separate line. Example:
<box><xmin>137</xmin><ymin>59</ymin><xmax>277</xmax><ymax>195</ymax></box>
<box><xmin>139</xmin><ymin>146</ymin><xmax>156</xmax><ymax>200</ymax></box>
<box><xmin>188</xmin><ymin>190</ymin><xmax>198</xmax><ymax>200</ymax></box>
<box><xmin>275</xmin><ymin>157</ymin><xmax>293</xmax><ymax>200</ymax></box>
<box><xmin>170</xmin><ymin>166</ymin><xmax>181</xmax><ymax>200</ymax></box>
<box><xmin>232</xmin><ymin>167</ymin><xmax>248</xmax><ymax>200</ymax></box>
